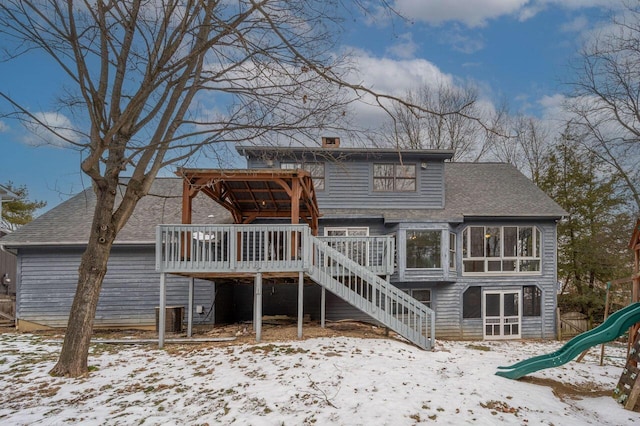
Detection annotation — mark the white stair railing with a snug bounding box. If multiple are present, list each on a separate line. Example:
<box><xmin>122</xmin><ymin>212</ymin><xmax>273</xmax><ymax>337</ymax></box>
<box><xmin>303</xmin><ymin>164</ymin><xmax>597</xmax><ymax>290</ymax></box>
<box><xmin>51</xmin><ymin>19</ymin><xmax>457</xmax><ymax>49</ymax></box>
<box><xmin>307</xmin><ymin>234</ymin><xmax>435</xmax><ymax>350</ymax></box>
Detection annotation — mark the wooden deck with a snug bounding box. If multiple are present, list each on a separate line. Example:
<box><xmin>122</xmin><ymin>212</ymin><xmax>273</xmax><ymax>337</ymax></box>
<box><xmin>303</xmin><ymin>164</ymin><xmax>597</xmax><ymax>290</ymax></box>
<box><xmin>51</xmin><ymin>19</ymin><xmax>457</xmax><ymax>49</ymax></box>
<box><xmin>156</xmin><ymin>224</ymin><xmax>394</xmax><ymax>276</ymax></box>
<box><xmin>155</xmin><ymin>224</ymin><xmax>434</xmax><ymax>351</ymax></box>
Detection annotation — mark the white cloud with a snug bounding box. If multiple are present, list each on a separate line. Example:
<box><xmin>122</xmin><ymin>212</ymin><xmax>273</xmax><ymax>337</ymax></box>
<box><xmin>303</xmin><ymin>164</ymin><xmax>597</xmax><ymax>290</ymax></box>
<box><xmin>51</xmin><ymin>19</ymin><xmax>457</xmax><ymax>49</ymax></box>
<box><xmin>343</xmin><ymin>51</ymin><xmax>455</xmax><ymax>130</ymax></box>
<box><xmin>22</xmin><ymin>112</ymin><xmax>80</xmax><ymax>147</ymax></box>
<box><xmin>351</xmin><ymin>51</ymin><xmax>453</xmax><ymax>96</ymax></box>
<box><xmin>385</xmin><ymin>33</ymin><xmax>419</xmax><ymax>59</ymax></box>
<box><xmin>560</xmin><ymin>15</ymin><xmax>589</xmax><ymax>33</ymax></box>
<box><xmin>537</xmin><ymin>0</ymin><xmax>621</xmax><ymax>10</ymax></box>
<box><xmin>393</xmin><ymin>0</ymin><xmax>530</xmax><ymax>27</ymax></box>
<box><xmin>0</xmin><ymin>121</ymin><xmax>8</xmax><ymax>133</ymax></box>
<box><xmin>391</xmin><ymin>0</ymin><xmax>622</xmax><ymax>27</ymax></box>
<box><xmin>345</xmin><ymin>51</ymin><xmax>500</xmax><ymax>136</ymax></box>
<box><xmin>538</xmin><ymin>93</ymin><xmax>573</xmax><ymax>132</ymax></box>
<box><xmin>443</xmin><ymin>30</ymin><xmax>485</xmax><ymax>53</ymax></box>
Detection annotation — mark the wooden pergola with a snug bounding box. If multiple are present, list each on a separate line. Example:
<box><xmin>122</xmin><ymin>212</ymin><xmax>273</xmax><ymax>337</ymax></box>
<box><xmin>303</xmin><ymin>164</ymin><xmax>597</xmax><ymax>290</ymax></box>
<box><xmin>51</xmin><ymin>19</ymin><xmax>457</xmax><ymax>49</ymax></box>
<box><xmin>177</xmin><ymin>168</ymin><xmax>320</xmax><ymax>235</ymax></box>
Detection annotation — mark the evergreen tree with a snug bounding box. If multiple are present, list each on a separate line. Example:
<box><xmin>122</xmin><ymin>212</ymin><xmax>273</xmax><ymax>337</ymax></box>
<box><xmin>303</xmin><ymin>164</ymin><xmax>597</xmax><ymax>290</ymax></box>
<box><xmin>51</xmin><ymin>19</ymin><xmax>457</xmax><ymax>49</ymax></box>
<box><xmin>1</xmin><ymin>182</ymin><xmax>46</xmax><ymax>230</ymax></box>
<box><xmin>538</xmin><ymin>128</ymin><xmax>632</xmax><ymax>321</ymax></box>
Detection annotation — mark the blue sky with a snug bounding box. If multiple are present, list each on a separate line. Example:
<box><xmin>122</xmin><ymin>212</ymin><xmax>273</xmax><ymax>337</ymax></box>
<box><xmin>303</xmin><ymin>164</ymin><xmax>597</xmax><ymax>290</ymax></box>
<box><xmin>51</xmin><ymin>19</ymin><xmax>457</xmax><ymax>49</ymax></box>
<box><xmin>0</xmin><ymin>0</ymin><xmax>621</xmax><ymax>214</ymax></box>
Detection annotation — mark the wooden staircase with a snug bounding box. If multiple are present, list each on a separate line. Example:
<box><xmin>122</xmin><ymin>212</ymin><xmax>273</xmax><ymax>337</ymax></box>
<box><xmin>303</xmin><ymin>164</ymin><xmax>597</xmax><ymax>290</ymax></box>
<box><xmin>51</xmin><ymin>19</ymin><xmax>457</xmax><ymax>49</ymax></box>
<box><xmin>308</xmin><ymin>235</ymin><xmax>435</xmax><ymax>350</ymax></box>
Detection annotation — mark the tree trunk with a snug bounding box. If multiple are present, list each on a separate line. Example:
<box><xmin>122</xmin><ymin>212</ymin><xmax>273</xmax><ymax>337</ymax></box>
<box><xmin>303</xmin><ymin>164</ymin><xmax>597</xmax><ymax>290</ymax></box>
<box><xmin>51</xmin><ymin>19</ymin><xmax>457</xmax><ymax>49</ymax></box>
<box><xmin>50</xmin><ymin>187</ymin><xmax>116</xmax><ymax>377</ymax></box>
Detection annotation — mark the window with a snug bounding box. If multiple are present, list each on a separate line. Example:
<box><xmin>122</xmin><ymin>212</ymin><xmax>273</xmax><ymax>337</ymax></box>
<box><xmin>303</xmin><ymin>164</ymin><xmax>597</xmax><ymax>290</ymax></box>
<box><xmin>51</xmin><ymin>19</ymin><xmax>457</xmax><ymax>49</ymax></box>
<box><xmin>412</xmin><ymin>289</ymin><xmax>432</xmax><ymax>309</ymax></box>
<box><xmin>281</xmin><ymin>162</ymin><xmax>325</xmax><ymax>190</ymax></box>
<box><xmin>523</xmin><ymin>285</ymin><xmax>542</xmax><ymax>317</ymax></box>
<box><xmin>324</xmin><ymin>227</ymin><xmax>368</xmax><ymax>237</ymax></box>
<box><xmin>373</xmin><ymin>163</ymin><xmax>416</xmax><ymax>192</ymax></box>
<box><xmin>462</xmin><ymin>226</ymin><xmax>541</xmax><ymax>274</ymax></box>
<box><xmin>324</xmin><ymin>227</ymin><xmax>369</xmax><ymax>265</ymax></box>
<box><xmin>449</xmin><ymin>232</ymin><xmax>456</xmax><ymax>270</ymax></box>
<box><xmin>406</xmin><ymin>230</ymin><xmax>441</xmax><ymax>269</ymax></box>
<box><xmin>404</xmin><ymin>289</ymin><xmax>432</xmax><ymax>309</ymax></box>
<box><xmin>463</xmin><ymin>287</ymin><xmax>482</xmax><ymax>318</ymax></box>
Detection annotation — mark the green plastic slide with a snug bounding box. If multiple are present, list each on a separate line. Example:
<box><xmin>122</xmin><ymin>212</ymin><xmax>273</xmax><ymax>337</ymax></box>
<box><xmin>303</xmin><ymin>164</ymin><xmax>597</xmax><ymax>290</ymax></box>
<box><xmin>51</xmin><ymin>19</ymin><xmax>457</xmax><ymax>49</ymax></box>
<box><xmin>495</xmin><ymin>302</ymin><xmax>640</xmax><ymax>380</ymax></box>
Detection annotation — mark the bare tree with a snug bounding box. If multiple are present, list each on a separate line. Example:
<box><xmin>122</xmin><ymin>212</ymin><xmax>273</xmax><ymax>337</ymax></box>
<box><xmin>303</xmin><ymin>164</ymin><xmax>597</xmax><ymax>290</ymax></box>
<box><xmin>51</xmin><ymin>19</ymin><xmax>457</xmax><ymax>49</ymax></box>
<box><xmin>0</xmin><ymin>0</ymin><xmax>483</xmax><ymax>378</ymax></box>
<box><xmin>513</xmin><ymin>115</ymin><xmax>551</xmax><ymax>184</ymax></box>
<box><xmin>566</xmin><ymin>0</ymin><xmax>640</xmax><ymax>212</ymax></box>
<box><xmin>383</xmin><ymin>81</ymin><xmax>488</xmax><ymax>161</ymax></box>
<box><xmin>486</xmin><ymin>108</ymin><xmax>551</xmax><ymax>182</ymax></box>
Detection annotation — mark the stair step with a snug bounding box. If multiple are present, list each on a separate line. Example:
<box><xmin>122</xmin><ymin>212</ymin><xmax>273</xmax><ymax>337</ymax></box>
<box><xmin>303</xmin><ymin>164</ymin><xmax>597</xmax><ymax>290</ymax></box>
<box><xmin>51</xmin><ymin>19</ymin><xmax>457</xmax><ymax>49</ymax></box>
<box><xmin>310</xmin><ymin>236</ymin><xmax>434</xmax><ymax>350</ymax></box>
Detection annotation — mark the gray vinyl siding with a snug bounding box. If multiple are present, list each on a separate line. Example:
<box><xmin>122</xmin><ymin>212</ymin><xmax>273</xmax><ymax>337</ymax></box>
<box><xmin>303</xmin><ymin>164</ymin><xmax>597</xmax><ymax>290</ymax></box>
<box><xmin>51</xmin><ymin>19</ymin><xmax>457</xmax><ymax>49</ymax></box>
<box><xmin>325</xmin><ymin>220</ymin><xmax>559</xmax><ymax>340</ymax></box>
<box><xmin>15</xmin><ymin>246</ymin><xmax>215</xmax><ymax>328</ymax></box>
<box><xmin>248</xmin><ymin>156</ymin><xmax>445</xmax><ymax>210</ymax></box>
<box><xmin>319</xmin><ymin>161</ymin><xmax>443</xmax><ymax>209</ymax></box>
<box><xmin>325</xmin><ymin>292</ymin><xmax>380</xmax><ymax>324</ymax></box>
<box><xmin>431</xmin><ymin>221</ymin><xmax>558</xmax><ymax>340</ymax></box>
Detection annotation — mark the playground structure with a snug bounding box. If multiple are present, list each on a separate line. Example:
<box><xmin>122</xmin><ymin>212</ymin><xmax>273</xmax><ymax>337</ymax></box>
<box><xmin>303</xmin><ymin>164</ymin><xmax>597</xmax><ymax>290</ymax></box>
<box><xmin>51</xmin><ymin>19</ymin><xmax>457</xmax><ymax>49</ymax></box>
<box><xmin>496</xmin><ymin>218</ymin><xmax>640</xmax><ymax>412</ymax></box>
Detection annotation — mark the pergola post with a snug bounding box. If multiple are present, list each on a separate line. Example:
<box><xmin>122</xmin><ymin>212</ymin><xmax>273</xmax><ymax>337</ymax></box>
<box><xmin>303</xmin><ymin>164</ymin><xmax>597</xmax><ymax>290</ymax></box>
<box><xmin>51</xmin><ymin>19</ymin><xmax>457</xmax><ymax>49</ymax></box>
<box><xmin>181</xmin><ymin>179</ymin><xmax>194</xmax><ymax>260</ymax></box>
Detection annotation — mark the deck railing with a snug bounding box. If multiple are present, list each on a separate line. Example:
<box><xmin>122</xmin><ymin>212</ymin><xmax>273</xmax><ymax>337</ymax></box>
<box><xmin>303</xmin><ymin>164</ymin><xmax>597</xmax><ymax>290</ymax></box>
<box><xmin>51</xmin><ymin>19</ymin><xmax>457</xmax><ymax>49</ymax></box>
<box><xmin>317</xmin><ymin>235</ymin><xmax>395</xmax><ymax>275</ymax></box>
<box><xmin>156</xmin><ymin>224</ymin><xmax>433</xmax><ymax>349</ymax></box>
<box><xmin>157</xmin><ymin>225</ymin><xmax>394</xmax><ymax>275</ymax></box>
<box><xmin>156</xmin><ymin>224</ymin><xmax>309</xmax><ymax>273</ymax></box>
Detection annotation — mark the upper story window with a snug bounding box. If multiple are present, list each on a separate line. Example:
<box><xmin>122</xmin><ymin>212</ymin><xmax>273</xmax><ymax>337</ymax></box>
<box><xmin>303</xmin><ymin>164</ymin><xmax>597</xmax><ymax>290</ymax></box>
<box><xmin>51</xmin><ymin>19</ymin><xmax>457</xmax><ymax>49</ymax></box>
<box><xmin>281</xmin><ymin>162</ymin><xmax>325</xmax><ymax>191</ymax></box>
<box><xmin>373</xmin><ymin>163</ymin><xmax>416</xmax><ymax>192</ymax></box>
<box><xmin>406</xmin><ymin>230</ymin><xmax>441</xmax><ymax>269</ymax></box>
<box><xmin>462</xmin><ymin>225</ymin><xmax>541</xmax><ymax>274</ymax></box>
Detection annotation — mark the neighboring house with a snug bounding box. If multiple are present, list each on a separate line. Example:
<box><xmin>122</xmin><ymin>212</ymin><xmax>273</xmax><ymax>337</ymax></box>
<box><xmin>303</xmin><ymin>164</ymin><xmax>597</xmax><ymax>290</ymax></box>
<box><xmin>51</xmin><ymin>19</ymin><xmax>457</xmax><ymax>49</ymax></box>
<box><xmin>0</xmin><ymin>141</ymin><xmax>567</xmax><ymax>346</ymax></box>
<box><xmin>0</xmin><ymin>184</ymin><xmax>19</xmax><ymax>296</ymax></box>
<box><xmin>0</xmin><ymin>228</ymin><xmax>17</xmax><ymax>297</ymax></box>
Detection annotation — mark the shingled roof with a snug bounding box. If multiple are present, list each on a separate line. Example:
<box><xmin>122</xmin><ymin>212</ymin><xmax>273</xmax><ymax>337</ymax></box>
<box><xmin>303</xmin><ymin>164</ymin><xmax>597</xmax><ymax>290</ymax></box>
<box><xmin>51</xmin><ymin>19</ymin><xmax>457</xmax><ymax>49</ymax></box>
<box><xmin>321</xmin><ymin>162</ymin><xmax>567</xmax><ymax>222</ymax></box>
<box><xmin>0</xmin><ymin>178</ymin><xmax>233</xmax><ymax>247</ymax></box>
<box><xmin>0</xmin><ymin>163</ymin><xmax>566</xmax><ymax>248</ymax></box>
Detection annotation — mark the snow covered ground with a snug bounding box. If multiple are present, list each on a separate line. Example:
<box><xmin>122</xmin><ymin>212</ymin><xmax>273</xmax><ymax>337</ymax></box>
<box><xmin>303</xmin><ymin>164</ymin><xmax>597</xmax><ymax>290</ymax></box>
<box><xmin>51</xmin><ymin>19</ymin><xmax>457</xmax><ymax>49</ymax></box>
<box><xmin>1</xmin><ymin>331</ymin><xmax>639</xmax><ymax>425</ymax></box>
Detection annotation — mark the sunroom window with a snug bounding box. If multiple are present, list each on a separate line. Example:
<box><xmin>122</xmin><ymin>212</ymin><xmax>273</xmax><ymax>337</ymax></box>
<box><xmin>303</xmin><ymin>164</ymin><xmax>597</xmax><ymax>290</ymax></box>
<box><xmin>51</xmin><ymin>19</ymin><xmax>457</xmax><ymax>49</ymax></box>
<box><xmin>462</xmin><ymin>226</ymin><xmax>541</xmax><ymax>274</ymax></box>
<box><xmin>406</xmin><ymin>230</ymin><xmax>441</xmax><ymax>269</ymax></box>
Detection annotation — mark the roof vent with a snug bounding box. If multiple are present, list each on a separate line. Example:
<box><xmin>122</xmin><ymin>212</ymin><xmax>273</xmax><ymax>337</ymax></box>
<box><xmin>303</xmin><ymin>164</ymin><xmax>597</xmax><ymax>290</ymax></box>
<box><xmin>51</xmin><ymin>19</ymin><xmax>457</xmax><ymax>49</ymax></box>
<box><xmin>321</xmin><ymin>137</ymin><xmax>340</xmax><ymax>148</ymax></box>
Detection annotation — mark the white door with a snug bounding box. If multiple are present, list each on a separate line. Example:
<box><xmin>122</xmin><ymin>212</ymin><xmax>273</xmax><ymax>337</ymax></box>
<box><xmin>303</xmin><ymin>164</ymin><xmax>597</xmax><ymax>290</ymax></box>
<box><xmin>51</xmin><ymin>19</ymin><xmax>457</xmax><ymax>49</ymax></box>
<box><xmin>483</xmin><ymin>290</ymin><xmax>521</xmax><ymax>339</ymax></box>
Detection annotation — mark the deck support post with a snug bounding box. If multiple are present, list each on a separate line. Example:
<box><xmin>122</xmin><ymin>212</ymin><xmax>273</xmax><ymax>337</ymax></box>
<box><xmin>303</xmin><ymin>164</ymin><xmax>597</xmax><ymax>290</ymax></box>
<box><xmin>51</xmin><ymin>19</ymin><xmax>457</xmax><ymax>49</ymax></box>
<box><xmin>298</xmin><ymin>271</ymin><xmax>304</xmax><ymax>339</ymax></box>
<box><xmin>158</xmin><ymin>273</ymin><xmax>166</xmax><ymax>349</ymax></box>
<box><xmin>187</xmin><ymin>277</ymin><xmax>194</xmax><ymax>338</ymax></box>
<box><xmin>321</xmin><ymin>287</ymin><xmax>326</xmax><ymax>328</ymax></box>
<box><xmin>255</xmin><ymin>272</ymin><xmax>262</xmax><ymax>343</ymax></box>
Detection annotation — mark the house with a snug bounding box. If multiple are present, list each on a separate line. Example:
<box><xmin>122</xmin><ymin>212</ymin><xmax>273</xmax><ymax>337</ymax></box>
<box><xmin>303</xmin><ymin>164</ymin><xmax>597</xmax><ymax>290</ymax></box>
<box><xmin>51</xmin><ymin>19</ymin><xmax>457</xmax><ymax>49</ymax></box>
<box><xmin>0</xmin><ymin>179</ymin><xmax>232</xmax><ymax>331</ymax></box>
<box><xmin>0</xmin><ymin>227</ymin><xmax>16</xmax><ymax>297</ymax></box>
<box><xmin>1</xmin><ymin>184</ymin><xmax>19</xmax><ymax>295</ymax></box>
<box><xmin>0</xmin><ymin>141</ymin><xmax>567</xmax><ymax>348</ymax></box>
